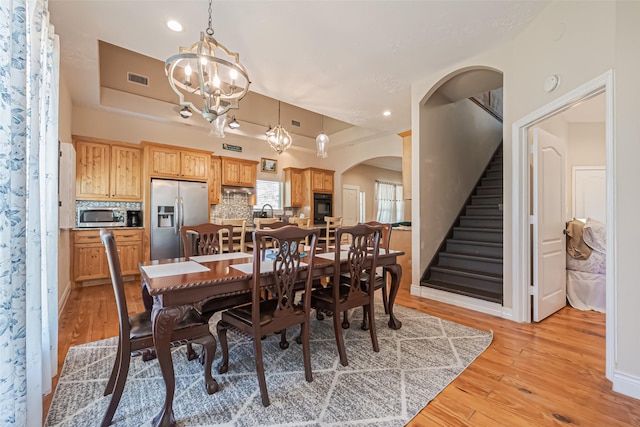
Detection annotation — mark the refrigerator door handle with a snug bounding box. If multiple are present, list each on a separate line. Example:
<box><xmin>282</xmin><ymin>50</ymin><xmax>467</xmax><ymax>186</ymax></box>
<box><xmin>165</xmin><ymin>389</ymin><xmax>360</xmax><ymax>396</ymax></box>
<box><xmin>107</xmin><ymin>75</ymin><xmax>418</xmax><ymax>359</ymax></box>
<box><xmin>180</xmin><ymin>197</ymin><xmax>185</xmax><ymax>228</ymax></box>
<box><xmin>174</xmin><ymin>197</ymin><xmax>179</xmax><ymax>235</ymax></box>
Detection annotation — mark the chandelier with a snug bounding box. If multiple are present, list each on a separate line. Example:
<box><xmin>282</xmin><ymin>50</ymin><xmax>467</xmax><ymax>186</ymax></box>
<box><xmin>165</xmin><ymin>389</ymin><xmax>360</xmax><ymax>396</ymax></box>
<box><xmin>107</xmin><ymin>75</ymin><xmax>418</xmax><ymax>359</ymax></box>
<box><xmin>316</xmin><ymin>115</ymin><xmax>329</xmax><ymax>158</ymax></box>
<box><xmin>165</xmin><ymin>0</ymin><xmax>250</xmax><ymax>123</ymax></box>
<box><xmin>266</xmin><ymin>102</ymin><xmax>292</xmax><ymax>154</ymax></box>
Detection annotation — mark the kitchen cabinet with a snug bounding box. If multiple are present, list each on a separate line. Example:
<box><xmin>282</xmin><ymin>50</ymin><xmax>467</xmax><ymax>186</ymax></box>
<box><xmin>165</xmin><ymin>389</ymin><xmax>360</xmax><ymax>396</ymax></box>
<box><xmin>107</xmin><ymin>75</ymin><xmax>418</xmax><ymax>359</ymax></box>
<box><xmin>145</xmin><ymin>142</ymin><xmax>210</xmax><ymax>181</ymax></box>
<box><xmin>73</xmin><ymin>229</ymin><xmax>143</xmax><ymax>284</ymax></box>
<box><xmin>309</xmin><ymin>168</ymin><xmax>334</xmax><ymax>193</ymax></box>
<box><xmin>220</xmin><ymin>156</ymin><xmax>258</xmax><ymax>187</ymax></box>
<box><xmin>209</xmin><ymin>156</ymin><xmax>222</xmax><ymax>205</ymax></box>
<box><xmin>283</xmin><ymin>167</ymin><xmax>305</xmax><ymax>207</ymax></box>
<box><xmin>75</xmin><ymin>136</ymin><xmax>142</xmax><ymax>201</ymax></box>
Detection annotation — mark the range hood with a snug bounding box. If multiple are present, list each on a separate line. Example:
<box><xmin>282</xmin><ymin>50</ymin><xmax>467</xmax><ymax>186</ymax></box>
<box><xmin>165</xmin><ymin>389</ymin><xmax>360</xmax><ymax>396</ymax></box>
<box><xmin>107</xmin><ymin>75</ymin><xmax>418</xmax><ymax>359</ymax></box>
<box><xmin>221</xmin><ymin>185</ymin><xmax>255</xmax><ymax>195</ymax></box>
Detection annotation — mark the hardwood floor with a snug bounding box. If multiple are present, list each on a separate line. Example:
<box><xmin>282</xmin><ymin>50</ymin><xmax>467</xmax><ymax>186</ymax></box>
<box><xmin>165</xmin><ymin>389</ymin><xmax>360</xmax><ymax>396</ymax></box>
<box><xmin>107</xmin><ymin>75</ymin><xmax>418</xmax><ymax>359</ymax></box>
<box><xmin>44</xmin><ymin>281</ymin><xmax>640</xmax><ymax>426</ymax></box>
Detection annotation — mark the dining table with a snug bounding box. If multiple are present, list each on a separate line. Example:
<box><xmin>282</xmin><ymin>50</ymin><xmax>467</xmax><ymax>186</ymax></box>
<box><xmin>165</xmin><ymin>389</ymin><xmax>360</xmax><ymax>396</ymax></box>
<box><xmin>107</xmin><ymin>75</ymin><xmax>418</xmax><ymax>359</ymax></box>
<box><xmin>139</xmin><ymin>247</ymin><xmax>404</xmax><ymax>427</ymax></box>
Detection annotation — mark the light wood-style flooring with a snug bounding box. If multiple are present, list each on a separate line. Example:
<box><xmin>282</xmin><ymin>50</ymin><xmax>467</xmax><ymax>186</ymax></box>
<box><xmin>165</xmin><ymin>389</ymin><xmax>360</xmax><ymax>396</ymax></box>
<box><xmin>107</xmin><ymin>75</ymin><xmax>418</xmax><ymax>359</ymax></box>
<box><xmin>44</xmin><ymin>280</ymin><xmax>640</xmax><ymax>426</ymax></box>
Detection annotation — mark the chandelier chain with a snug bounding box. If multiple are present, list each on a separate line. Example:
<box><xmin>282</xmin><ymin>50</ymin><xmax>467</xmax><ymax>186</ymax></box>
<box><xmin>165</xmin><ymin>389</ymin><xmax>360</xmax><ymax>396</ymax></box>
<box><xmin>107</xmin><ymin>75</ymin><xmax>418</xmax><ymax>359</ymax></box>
<box><xmin>206</xmin><ymin>0</ymin><xmax>214</xmax><ymax>36</ymax></box>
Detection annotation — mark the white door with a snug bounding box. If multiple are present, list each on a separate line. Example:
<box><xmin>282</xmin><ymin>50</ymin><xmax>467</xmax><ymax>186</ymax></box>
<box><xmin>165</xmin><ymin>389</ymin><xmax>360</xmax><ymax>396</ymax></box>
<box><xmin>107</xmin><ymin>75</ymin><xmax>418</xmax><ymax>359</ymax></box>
<box><xmin>532</xmin><ymin>128</ymin><xmax>567</xmax><ymax>321</ymax></box>
<box><xmin>342</xmin><ymin>185</ymin><xmax>359</xmax><ymax>226</ymax></box>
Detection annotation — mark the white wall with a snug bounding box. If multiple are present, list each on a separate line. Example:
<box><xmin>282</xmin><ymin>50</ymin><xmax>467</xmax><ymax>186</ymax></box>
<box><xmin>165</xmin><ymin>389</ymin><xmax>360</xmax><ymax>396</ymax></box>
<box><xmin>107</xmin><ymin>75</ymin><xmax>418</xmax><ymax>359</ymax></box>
<box><xmin>613</xmin><ymin>0</ymin><xmax>640</xmax><ymax>387</ymax></box>
<box><xmin>418</xmin><ymin>96</ymin><xmax>502</xmax><ymax>270</ymax></box>
<box><xmin>412</xmin><ymin>0</ymin><xmax>640</xmax><ymax>395</ymax></box>
<box><xmin>567</xmin><ymin>122</ymin><xmax>605</xmax><ymax>217</ymax></box>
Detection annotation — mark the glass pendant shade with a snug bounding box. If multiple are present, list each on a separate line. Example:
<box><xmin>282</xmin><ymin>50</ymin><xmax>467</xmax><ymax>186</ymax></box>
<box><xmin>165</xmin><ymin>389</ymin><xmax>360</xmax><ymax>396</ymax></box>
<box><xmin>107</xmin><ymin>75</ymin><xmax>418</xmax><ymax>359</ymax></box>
<box><xmin>209</xmin><ymin>113</ymin><xmax>227</xmax><ymax>138</ymax></box>
<box><xmin>316</xmin><ymin>115</ymin><xmax>329</xmax><ymax>157</ymax></box>
<box><xmin>316</xmin><ymin>133</ymin><xmax>329</xmax><ymax>158</ymax></box>
<box><xmin>165</xmin><ymin>0</ymin><xmax>249</xmax><ymax>123</ymax></box>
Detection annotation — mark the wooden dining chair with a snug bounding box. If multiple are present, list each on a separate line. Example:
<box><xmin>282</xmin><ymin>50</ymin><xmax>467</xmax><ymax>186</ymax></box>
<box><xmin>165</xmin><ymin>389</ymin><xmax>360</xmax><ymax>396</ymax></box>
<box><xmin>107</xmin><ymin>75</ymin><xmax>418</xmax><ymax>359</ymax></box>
<box><xmin>180</xmin><ymin>223</ymin><xmax>249</xmax><ymax>359</ymax></box>
<box><xmin>100</xmin><ymin>229</ymin><xmax>217</xmax><ymax>427</ymax></box>
<box><xmin>318</xmin><ymin>216</ymin><xmax>342</xmax><ymax>250</ymax></box>
<box><xmin>310</xmin><ymin>223</ymin><xmax>382</xmax><ymax>366</ymax></box>
<box><xmin>216</xmin><ymin>225</ymin><xmax>319</xmax><ymax>406</ymax></box>
<box><xmin>216</xmin><ymin>218</ymin><xmax>247</xmax><ymax>252</ymax></box>
<box><xmin>181</xmin><ymin>223</ymin><xmax>235</xmax><ymax>257</ymax></box>
<box><xmin>340</xmin><ymin>221</ymin><xmax>392</xmax><ymax>329</ymax></box>
<box><xmin>245</xmin><ymin>218</ymin><xmax>290</xmax><ymax>252</ymax></box>
<box><xmin>288</xmin><ymin>217</ymin><xmax>312</xmax><ymax>247</ymax></box>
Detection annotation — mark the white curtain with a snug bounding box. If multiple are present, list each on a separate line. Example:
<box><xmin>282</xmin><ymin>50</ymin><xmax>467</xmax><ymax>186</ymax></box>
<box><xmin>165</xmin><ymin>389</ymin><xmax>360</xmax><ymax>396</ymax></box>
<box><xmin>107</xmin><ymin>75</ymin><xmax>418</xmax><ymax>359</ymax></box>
<box><xmin>0</xmin><ymin>0</ymin><xmax>60</xmax><ymax>425</ymax></box>
<box><xmin>375</xmin><ymin>181</ymin><xmax>403</xmax><ymax>223</ymax></box>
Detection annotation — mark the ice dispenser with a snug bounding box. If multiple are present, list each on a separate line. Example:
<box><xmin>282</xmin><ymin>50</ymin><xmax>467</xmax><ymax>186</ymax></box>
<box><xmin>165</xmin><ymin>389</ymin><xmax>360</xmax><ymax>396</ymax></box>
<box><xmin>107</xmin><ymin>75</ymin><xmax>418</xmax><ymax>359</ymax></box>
<box><xmin>157</xmin><ymin>206</ymin><xmax>175</xmax><ymax>227</ymax></box>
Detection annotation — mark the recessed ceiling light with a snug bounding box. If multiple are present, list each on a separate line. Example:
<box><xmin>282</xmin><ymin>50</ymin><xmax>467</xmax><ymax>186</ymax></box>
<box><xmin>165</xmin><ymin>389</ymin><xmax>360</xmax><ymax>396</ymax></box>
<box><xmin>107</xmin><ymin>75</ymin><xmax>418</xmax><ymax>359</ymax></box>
<box><xmin>383</xmin><ymin>110</ymin><xmax>391</xmax><ymax>117</ymax></box>
<box><xmin>167</xmin><ymin>20</ymin><xmax>183</xmax><ymax>32</ymax></box>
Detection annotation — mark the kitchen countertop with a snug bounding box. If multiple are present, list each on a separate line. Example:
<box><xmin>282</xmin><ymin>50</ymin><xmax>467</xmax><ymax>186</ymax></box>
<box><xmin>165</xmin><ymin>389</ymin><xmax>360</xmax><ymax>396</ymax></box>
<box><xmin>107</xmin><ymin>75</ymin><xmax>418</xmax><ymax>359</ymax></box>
<box><xmin>71</xmin><ymin>226</ymin><xmax>145</xmax><ymax>231</ymax></box>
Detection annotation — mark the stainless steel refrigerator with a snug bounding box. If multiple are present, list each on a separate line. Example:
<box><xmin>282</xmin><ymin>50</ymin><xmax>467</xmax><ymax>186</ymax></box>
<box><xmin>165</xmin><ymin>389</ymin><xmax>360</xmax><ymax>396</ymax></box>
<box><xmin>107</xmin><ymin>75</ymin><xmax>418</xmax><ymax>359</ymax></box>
<box><xmin>150</xmin><ymin>179</ymin><xmax>209</xmax><ymax>260</ymax></box>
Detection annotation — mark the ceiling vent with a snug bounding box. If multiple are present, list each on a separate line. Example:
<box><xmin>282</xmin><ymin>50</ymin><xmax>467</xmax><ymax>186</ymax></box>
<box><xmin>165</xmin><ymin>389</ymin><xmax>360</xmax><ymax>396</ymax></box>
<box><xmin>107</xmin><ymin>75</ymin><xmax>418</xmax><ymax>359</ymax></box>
<box><xmin>127</xmin><ymin>72</ymin><xmax>149</xmax><ymax>86</ymax></box>
<box><xmin>291</xmin><ymin>120</ymin><xmax>301</xmax><ymax>127</ymax></box>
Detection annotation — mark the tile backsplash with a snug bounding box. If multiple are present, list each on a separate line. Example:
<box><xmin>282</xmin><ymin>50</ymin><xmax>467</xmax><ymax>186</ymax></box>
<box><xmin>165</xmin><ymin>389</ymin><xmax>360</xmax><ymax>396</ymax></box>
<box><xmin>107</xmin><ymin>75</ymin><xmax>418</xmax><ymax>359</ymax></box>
<box><xmin>210</xmin><ymin>193</ymin><xmax>253</xmax><ymax>223</ymax></box>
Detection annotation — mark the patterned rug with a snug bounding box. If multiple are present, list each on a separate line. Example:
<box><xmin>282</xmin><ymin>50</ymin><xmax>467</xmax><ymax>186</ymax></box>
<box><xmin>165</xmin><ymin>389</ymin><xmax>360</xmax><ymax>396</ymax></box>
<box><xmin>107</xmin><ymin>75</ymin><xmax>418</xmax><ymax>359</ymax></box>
<box><xmin>45</xmin><ymin>302</ymin><xmax>492</xmax><ymax>426</ymax></box>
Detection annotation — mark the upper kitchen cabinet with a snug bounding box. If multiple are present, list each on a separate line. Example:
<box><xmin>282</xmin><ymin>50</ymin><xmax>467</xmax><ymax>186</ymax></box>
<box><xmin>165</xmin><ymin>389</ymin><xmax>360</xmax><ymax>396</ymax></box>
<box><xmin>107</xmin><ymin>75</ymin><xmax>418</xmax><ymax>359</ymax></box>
<box><xmin>283</xmin><ymin>167</ymin><xmax>305</xmax><ymax>207</ymax></box>
<box><xmin>144</xmin><ymin>141</ymin><xmax>210</xmax><ymax>181</ymax></box>
<box><xmin>399</xmin><ymin>130</ymin><xmax>411</xmax><ymax>200</ymax></box>
<box><xmin>309</xmin><ymin>168</ymin><xmax>334</xmax><ymax>193</ymax></box>
<box><xmin>220</xmin><ymin>156</ymin><xmax>258</xmax><ymax>187</ymax></box>
<box><xmin>209</xmin><ymin>156</ymin><xmax>222</xmax><ymax>205</ymax></box>
<box><xmin>74</xmin><ymin>136</ymin><xmax>142</xmax><ymax>201</ymax></box>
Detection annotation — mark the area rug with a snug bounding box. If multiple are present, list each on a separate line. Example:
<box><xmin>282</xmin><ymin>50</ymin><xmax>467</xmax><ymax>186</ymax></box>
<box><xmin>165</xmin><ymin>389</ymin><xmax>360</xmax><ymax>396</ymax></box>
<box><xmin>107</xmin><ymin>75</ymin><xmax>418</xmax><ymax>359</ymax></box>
<box><xmin>45</xmin><ymin>302</ymin><xmax>492</xmax><ymax>426</ymax></box>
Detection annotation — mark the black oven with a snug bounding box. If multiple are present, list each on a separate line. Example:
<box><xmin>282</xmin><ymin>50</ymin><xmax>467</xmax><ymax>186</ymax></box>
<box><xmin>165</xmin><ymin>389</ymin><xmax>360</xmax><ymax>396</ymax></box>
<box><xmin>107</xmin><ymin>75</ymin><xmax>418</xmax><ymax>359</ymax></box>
<box><xmin>313</xmin><ymin>193</ymin><xmax>333</xmax><ymax>224</ymax></box>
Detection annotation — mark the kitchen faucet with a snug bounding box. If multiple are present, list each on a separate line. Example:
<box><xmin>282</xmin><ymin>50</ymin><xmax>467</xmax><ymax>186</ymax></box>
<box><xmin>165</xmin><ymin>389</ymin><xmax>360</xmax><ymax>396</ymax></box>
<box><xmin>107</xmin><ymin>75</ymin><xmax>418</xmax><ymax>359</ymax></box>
<box><xmin>259</xmin><ymin>204</ymin><xmax>274</xmax><ymax>218</ymax></box>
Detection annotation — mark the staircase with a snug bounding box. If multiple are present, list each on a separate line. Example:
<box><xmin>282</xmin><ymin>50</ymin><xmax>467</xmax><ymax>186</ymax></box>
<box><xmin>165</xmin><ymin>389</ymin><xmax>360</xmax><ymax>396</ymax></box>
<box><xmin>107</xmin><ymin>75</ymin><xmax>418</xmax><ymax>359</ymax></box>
<box><xmin>421</xmin><ymin>144</ymin><xmax>503</xmax><ymax>304</ymax></box>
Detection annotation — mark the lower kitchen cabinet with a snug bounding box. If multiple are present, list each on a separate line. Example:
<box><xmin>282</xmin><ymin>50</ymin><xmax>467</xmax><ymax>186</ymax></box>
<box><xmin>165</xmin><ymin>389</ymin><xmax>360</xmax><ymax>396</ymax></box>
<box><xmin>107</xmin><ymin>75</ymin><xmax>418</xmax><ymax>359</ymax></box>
<box><xmin>73</xmin><ymin>229</ymin><xmax>143</xmax><ymax>284</ymax></box>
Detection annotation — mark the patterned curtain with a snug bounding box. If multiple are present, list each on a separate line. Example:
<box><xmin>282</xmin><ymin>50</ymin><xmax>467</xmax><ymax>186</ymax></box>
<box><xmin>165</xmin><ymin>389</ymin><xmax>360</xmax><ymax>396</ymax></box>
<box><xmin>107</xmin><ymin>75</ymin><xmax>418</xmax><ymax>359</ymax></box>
<box><xmin>0</xmin><ymin>0</ymin><xmax>60</xmax><ymax>425</ymax></box>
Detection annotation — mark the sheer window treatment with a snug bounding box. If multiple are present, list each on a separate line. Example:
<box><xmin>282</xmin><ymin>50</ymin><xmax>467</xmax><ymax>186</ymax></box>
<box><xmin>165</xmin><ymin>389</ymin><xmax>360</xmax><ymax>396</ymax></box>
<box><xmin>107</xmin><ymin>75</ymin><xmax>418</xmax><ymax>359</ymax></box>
<box><xmin>0</xmin><ymin>0</ymin><xmax>60</xmax><ymax>425</ymax></box>
<box><xmin>374</xmin><ymin>181</ymin><xmax>404</xmax><ymax>223</ymax></box>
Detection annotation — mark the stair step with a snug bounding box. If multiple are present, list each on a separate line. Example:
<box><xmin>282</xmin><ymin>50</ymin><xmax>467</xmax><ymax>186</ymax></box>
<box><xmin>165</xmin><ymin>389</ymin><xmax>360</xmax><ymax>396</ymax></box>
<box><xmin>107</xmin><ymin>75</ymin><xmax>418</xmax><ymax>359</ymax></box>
<box><xmin>475</xmin><ymin>186</ymin><xmax>502</xmax><ymax>196</ymax></box>
<box><xmin>446</xmin><ymin>239</ymin><xmax>503</xmax><ymax>258</ymax></box>
<box><xmin>428</xmin><ymin>266</ymin><xmax>503</xmax><ymax>296</ymax></box>
<box><xmin>421</xmin><ymin>279</ymin><xmax>502</xmax><ymax>304</ymax></box>
<box><xmin>453</xmin><ymin>227</ymin><xmax>503</xmax><ymax>243</ymax></box>
<box><xmin>484</xmin><ymin>169</ymin><xmax>503</xmax><ymax>179</ymax></box>
<box><xmin>481</xmin><ymin>177</ymin><xmax>503</xmax><ymax>187</ymax></box>
<box><xmin>438</xmin><ymin>253</ymin><xmax>503</xmax><ymax>275</ymax></box>
<box><xmin>459</xmin><ymin>215</ymin><xmax>503</xmax><ymax>229</ymax></box>
<box><xmin>466</xmin><ymin>205</ymin><xmax>502</xmax><ymax>216</ymax></box>
<box><xmin>489</xmin><ymin>161</ymin><xmax>503</xmax><ymax>170</ymax></box>
<box><xmin>471</xmin><ymin>194</ymin><xmax>502</xmax><ymax>205</ymax></box>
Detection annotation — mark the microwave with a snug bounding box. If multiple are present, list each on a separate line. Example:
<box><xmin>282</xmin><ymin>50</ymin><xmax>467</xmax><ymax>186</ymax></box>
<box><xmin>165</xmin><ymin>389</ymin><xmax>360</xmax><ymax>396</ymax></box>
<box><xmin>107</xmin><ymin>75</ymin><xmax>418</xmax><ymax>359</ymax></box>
<box><xmin>76</xmin><ymin>207</ymin><xmax>127</xmax><ymax>228</ymax></box>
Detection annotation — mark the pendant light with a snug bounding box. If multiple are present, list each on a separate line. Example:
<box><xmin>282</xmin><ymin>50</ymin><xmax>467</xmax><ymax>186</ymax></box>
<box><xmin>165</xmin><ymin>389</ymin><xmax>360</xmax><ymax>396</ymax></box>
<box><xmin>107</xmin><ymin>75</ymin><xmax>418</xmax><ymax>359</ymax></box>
<box><xmin>165</xmin><ymin>0</ymin><xmax>250</xmax><ymax>123</ymax></box>
<box><xmin>265</xmin><ymin>101</ymin><xmax>292</xmax><ymax>154</ymax></box>
<box><xmin>316</xmin><ymin>115</ymin><xmax>329</xmax><ymax>158</ymax></box>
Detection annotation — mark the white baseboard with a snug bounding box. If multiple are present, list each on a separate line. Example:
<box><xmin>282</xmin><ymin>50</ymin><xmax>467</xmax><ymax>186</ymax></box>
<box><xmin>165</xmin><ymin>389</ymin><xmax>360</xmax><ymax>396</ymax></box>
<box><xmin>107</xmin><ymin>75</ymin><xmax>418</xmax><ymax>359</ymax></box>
<box><xmin>613</xmin><ymin>370</ymin><xmax>640</xmax><ymax>400</ymax></box>
<box><xmin>410</xmin><ymin>284</ymin><xmax>508</xmax><ymax>319</ymax></box>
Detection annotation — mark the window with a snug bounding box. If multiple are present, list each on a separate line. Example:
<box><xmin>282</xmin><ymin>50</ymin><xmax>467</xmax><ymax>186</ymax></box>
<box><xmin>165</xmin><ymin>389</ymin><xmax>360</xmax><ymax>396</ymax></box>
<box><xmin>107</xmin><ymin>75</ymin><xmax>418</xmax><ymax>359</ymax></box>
<box><xmin>375</xmin><ymin>181</ymin><xmax>403</xmax><ymax>223</ymax></box>
<box><xmin>254</xmin><ymin>179</ymin><xmax>282</xmax><ymax>209</ymax></box>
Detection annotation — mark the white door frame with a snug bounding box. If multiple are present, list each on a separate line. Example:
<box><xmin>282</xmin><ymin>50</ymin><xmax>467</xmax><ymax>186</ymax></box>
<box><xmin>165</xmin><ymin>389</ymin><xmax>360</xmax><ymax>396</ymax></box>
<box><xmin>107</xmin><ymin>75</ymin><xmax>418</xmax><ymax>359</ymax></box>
<box><xmin>511</xmin><ymin>70</ymin><xmax>615</xmax><ymax>380</ymax></box>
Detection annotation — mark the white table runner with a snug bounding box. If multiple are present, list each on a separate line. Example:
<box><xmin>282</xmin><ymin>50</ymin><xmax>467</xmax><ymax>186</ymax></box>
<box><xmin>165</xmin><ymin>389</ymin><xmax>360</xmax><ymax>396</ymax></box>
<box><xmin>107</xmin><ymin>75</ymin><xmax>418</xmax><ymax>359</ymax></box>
<box><xmin>231</xmin><ymin>261</ymin><xmax>308</xmax><ymax>275</ymax></box>
<box><xmin>189</xmin><ymin>252</ymin><xmax>252</xmax><ymax>263</ymax></box>
<box><xmin>316</xmin><ymin>251</ymin><xmax>349</xmax><ymax>261</ymax></box>
<box><xmin>141</xmin><ymin>261</ymin><xmax>210</xmax><ymax>279</ymax></box>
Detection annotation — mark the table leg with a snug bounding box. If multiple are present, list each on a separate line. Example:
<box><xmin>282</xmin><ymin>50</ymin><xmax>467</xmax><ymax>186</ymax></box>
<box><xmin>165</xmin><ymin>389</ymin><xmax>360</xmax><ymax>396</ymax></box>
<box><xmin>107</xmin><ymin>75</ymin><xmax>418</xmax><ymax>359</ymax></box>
<box><xmin>151</xmin><ymin>303</ymin><xmax>192</xmax><ymax>427</ymax></box>
<box><xmin>385</xmin><ymin>264</ymin><xmax>403</xmax><ymax>330</ymax></box>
